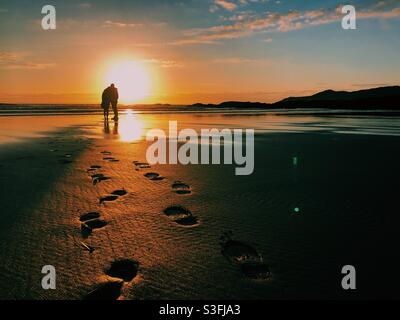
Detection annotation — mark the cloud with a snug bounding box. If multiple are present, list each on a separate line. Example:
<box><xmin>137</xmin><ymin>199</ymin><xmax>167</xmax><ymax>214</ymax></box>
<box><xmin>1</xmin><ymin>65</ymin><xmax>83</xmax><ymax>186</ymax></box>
<box><xmin>169</xmin><ymin>38</ymin><xmax>219</xmax><ymax>46</ymax></box>
<box><xmin>209</xmin><ymin>5</ymin><xmax>219</xmax><ymax>13</ymax></box>
<box><xmin>368</xmin><ymin>0</ymin><xmax>399</xmax><ymax>11</ymax></box>
<box><xmin>223</xmin><ymin>11</ymin><xmax>255</xmax><ymax>21</ymax></box>
<box><xmin>262</xmin><ymin>37</ymin><xmax>273</xmax><ymax>43</ymax></box>
<box><xmin>358</xmin><ymin>7</ymin><xmax>400</xmax><ymax>19</ymax></box>
<box><xmin>0</xmin><ymin>52</ymin><xmax>55</xmax><ymax>70</ymax></box>
<box><xmin>102</xmin><ymin>20</ymin><xmax>167</xmax><ymax>29</ymax></box>
<box><xmin>142</xmin><ymin>58</ymin><xmax>185</xmax><ymax>68</ymax></box>
<box><xmin>103</xmin><ymin>20</ymin><xmax>143</xmax><ymax>28</ymax></box>
<box><xmin>181</xmin><ymin>2</ymin><xmax>400</xmax><ymax>43</ymax></box>
<box><xmin>214</xmin><ymin>0</ymin><xmax>237</xmax><ymax>11</ymax></box>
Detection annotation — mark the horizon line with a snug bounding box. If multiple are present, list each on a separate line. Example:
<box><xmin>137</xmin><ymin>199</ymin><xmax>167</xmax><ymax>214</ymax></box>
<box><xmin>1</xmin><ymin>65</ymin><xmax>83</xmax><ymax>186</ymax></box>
<box><xmin>1</xmin><ymin>85</ymin><xmax>399</xmax><ymax>106</ymax></box>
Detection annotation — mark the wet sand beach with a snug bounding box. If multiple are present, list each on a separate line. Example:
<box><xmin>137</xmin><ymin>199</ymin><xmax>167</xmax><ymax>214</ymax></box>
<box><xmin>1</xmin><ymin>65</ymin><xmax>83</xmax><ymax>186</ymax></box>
<box><xmin>0</xmin><ymin>112</ymin><xmax>400</xmax><ymax>299</ymax></box>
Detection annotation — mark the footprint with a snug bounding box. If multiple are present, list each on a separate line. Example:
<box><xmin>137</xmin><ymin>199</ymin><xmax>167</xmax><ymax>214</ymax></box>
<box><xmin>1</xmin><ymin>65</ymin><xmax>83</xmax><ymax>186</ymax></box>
<box><xmin>164</xmin><ymin>205</ymin><xmax>191</xmax><ymax>217</ymax></box>
<box><xmin>91</xmin><ymin>173</ymin><xmax>106</xmax><ymax>179</ymax></box>
<box><xmin>103</xmin><ymin>157</ymin><xmax>119</xmax><ymax>162</ymax></box>
<box><xmin>81</xmin><ymin>218</ymin><xmax>108</xmax><ymax>237</ymax></box>
<box><xmin>80</xmin><ymin>212</ymin><xmax>101</xmax><ymax>222</ymax></box>
<box><xmin>175</xmin><ymin>215</ymin><xmax>198</xmax><ymax>226</ymax></box>
<box><xmin>111</xmin><ymin>189</ymin><xmax>128</xmax><ymax>196</ymax></box>
<box><xmin>100</xmin><ymin>151</ymin><xmax>112</xmax><ymax>155</ymax></box>
<box><xmin>99</xmin><ymin>195</ymin><xmax>119</xmax><ymax>204</ymax></box>
<box><xmin>84</xmin><ymin>219</ymin><xmax>108</xmax><ymax>230</ymax></box>
<box><xmin>105</xmin><ymin>259</ymin><xmax>139</xmax><ymax>282</ymax></box>
<box><xmin>163</xmin><ymin>205</ymin><xmax>198</xmax><ymax>226</ymax></box>
<box><xmin>219</xmin><ymin>233</ymin><xmax>270</xmax><ymax>280</ymax></box>
<box><xmin>91</xmin><ymin>165</ymin><xmax>102</xmax><ymax>169</ymax></box>
<box><xmin>84</xmin><ymin>280</ymin><xmax>123</xmax><ymax>300</ymax></box>
<box><xmin>99</xmin><ymin>190</ymin><xmax>127</xmax><ymax>204</ymax></box>
<box><xmin>133</xmin><ymin>161</ymin><xmax>151</xmax><ymax>169</ymax></box>
<box><xmin>91</xmin><ymin>173</ymin><xmax>111</xmax><ymax>185</ymax></box>
<box><xmin>144</xmin><ymin>172</ymin><xmax>164</xmax><ymax>181</ymax></box>
<box><xmin>172</xmin><ymin>181</ymin><xmax>192</xmax><ymax>195</ymax></box>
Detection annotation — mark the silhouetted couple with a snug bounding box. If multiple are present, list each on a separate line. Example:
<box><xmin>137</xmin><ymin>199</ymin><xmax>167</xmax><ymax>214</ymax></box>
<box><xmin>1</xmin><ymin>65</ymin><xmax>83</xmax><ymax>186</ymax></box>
<box><xmin>102</xmin><ymin>84</ymin><xmax>119</xmax><ymax>121</ymax></box>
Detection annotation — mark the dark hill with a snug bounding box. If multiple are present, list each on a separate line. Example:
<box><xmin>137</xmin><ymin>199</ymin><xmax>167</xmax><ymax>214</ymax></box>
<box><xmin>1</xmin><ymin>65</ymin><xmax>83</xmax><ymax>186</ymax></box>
<box><xmin>274</xmin><ymin>86</ymin><xmax>400</xmax><ymax>109</ymax></box>
<box><xmin>188</xmin><ymin>86</ymin><xmax>400</xmax><ymax>110</ymax></box>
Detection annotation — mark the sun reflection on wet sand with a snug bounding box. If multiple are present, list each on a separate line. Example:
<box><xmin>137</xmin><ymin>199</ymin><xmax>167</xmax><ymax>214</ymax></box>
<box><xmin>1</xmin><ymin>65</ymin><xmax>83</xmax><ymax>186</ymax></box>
<box><xmin>103</xmin><ymin>109</ymin><xmax>145</xmax><ymax>142</ymax></box>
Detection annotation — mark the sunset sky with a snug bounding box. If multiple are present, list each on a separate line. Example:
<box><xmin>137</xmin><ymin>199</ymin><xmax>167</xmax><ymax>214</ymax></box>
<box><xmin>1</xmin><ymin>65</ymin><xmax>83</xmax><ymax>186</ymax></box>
<box><xmin>0</xmin><ymin>0</ymin><xmax>399</xmax><ymax>104</ymax></box>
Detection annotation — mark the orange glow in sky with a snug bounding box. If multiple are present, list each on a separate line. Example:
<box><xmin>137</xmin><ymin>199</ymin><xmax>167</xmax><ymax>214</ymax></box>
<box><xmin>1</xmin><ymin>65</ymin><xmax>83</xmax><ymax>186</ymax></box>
<box><xmin>1</xmin><ymin>1</ymin><xmax>399</xmax><ymax>105</ymax></box>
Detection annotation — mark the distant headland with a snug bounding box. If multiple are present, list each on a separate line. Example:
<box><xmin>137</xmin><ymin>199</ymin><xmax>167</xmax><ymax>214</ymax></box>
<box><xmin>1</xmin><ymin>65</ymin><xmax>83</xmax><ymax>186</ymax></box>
<box><xmin>190</xmin><ymin>86</ymin><xmax>400</xmax><ymax>110</ymax></box>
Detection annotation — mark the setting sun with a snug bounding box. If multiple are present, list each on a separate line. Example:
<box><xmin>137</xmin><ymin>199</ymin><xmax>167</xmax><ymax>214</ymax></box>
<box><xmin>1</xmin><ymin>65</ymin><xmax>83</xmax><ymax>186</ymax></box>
<box><xmin>104</xmin><ymin>60</ymin><xmax>151</xmax><ymax>104</ymax></box>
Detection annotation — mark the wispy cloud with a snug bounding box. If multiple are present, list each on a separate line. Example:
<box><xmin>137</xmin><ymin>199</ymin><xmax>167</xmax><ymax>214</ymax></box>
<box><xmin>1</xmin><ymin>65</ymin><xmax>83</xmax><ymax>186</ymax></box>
<box><xmin>0</xmin><ymin>52</ymin><xmax>55</xmax><ymax>70</ymax></box>
<box><xmin>261</xmin><ymin>37</ymin><xmax>273</xmax><ymax>43</ymax></box>
<box><xmin>358</xmin><ymin>7</ymin><xmax>400</xmax><ymax>19</ymax></box>
<box><xmin>103</xmin><ymin>20</ymin><xmax>143</xmax><ymax>28</ymax></box>
<box><xmin>102</xmin><ymin>20</ymin><xmax>167</xmax><ymax>29</ymax></box>
<box><xmin>142</xmin><ymin>58</ymin><xmax>185</xmax><ymax>68</ymax></box>
<box><xmin>368</xmin><ymin>0</ymin><xmax>399</xmax><ymax>11</ymax></box>
<box><xmin>182</xmin><ymin>2</ymin><xmax>400</xmax><ymax>43</ymax></box>
<box><xmin>168</xmin><ymin>38</ymin><xmax>219</xmax><ymax>46</ymax></box>
<box><xmin>214</xmin><ymin>0</ymin><xmax>238</xmax><ymax>11</ymax></box>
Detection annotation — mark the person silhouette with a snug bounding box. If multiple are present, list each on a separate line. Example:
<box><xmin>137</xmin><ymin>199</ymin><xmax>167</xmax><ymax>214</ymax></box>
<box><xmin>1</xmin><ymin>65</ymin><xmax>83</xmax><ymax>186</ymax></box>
<box><xmin>101</xmin><ymin>88</ymin><xmax>110</xmax><ymax>120</ymax></box>
<box><xmin>101</xmin><ymin>84</ymin><xmax>119</xmax><ymax>121</ymax></box>
<box><xmin>103</xmin><ymin>118</ymin><xmax>118</xmax><ymax>140</ymax></box>
<box><xmin>103</xmin><ymin>118</ymin><xmax>110</xmax><ymax>134</ymax></box>
<box><xmin>109</xmin><ymin>83</ymin><xmax>119</xmax><ymax>121</ymax></box>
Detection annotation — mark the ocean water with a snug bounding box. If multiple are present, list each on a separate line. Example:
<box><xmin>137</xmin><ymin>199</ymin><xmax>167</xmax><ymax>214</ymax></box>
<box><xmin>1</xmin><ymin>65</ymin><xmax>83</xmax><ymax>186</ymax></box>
<box><xmin>1</xmin><ymin>107</ymin><xmax>400</xmax><ymax>143</ymax></box>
